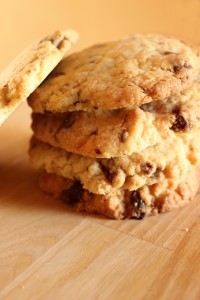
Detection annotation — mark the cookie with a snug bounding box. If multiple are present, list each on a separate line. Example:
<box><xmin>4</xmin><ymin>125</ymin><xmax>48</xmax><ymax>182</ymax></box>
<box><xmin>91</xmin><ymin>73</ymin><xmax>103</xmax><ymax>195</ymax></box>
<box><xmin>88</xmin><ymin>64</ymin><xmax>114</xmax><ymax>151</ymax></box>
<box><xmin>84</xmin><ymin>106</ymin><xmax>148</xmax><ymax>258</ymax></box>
<box><xmin>0</xmin><ymin>29</ymin><xmax>78</xmax><ymax>126</ymax></box>
<box><xmin>31</xmin><ymin>109</ymin><xmax>168</xmax><ymax>158</ymax></box>
<box><xmin>28</xmin><ymin>34</ymin><xmax>200</xmax><ymax>113</ymax></box>
<box><xmin>38</xmin><ymin>166</ymin><xmax>200</xmax><ymax>219</ymax></box>
<box><xmin>31</xmin><ymin>83</ymin><xmax>200</xmax><ymax>158</ymax></box>
<box><xmin>29</xmin><ymin>132</ymin><xmax>200</xmax><ymax>194</ymax></box>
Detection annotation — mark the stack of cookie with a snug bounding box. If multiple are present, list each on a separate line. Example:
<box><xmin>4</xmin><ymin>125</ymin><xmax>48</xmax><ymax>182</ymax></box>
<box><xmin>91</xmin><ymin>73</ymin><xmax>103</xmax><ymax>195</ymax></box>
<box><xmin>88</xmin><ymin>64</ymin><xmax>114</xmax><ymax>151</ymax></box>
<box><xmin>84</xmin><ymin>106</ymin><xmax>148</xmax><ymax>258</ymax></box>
<box><xmin>28</xmin><ymin>34</ymin><xmax>200</xmax><ymax>219</ymax></box>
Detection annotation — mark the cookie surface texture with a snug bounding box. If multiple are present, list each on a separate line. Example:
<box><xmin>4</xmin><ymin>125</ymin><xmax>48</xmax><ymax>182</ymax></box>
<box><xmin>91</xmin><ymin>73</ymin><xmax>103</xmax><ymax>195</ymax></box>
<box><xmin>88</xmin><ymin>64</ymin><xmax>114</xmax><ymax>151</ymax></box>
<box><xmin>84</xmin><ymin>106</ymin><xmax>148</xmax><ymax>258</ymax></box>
<box><xmin>29</xmin><ymin>133</ymin><xmax>200</xmax><ymax>195</ymax></box>
<box><xmin>0</xmin><ymin>29</ymin><xmax>78</xmax><ymax>126</ymax></box>
<box><xmin>31</xmin><ymin>83</ymin><xmax>200</xmax><ymax>158</ymax></box>
<box><xmin>38</xmin><ymin>167</ymin><xmax>200</xmax><ymax>220</ymax></box>
<box><xmin>28</xmin><ymin>34</ymin><xmax>199</xmax><ymax>113</ymax></box>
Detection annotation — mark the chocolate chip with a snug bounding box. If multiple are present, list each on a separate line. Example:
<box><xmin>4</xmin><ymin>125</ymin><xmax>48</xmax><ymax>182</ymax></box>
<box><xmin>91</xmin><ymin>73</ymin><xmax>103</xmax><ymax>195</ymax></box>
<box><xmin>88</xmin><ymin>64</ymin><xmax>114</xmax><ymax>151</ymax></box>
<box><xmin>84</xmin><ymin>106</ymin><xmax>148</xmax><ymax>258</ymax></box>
<box><xmin>130</xmin><ymin>191</ymin><xmax>145</xmax><ymax>209</ymax></box>
<box><xmin>135</xmin><ymin>211</ymin><xmax>146</xmax><ymax>220</ymax></box>
<box><xmin>95</xmin><ymin>149</ymin><xmax>102</xmax><ymax>154</ymax></box>
<box><xmin>163</xmin><ymin>51</ymin><xmax>176</xmax><ymax>55</ymax></box>
<box><xmin>173</xmin><ymin>64</ymin><xmax>182</xmax><ymax>73</ymax></box>
<box><xmin>61</xmin><ymin>181</ymin><xmax>83</xmax><ymax>206</ymax></box>
<box><xmin>119</xmin><ymin>129</ymin><xmax>129</xmax><ymax>142</ymax></box>
<box><xmin>153</xmin><ymin>167</ymin><xmax>162</xmax><ymax>178</ymax></box>
<box><xmin>173</xmin><ymin>63</ymin><xmax>192</xmax><ymax>73</ymax></box>
<box><xmin>101</xmin><ymin>165</ymin><xmax>110</xmax><ymax>179</ymax></box>
<box><xmin>172</xmin><ymin>107</ymin><xmax>180</xmax><ymax>115</ymax></box>
<box><xmin>140</xmin><ymin>162</ymin><xmax>153</xmax><ymax>175</ymax></box>
<box><xmin>128</xmin><ymin>191</ymin><xmax>146</xmax><ymax>220</ymax></box>
<box><xmin>123</xmin><ymin>190</ymin><xmax>147</xmax><ymax>220</ymax></box>
<box><xmin>54</xmin><ymin>114</ymin><xmax>75</xmax><ymax>140</ymax></box>
<box><xmin>101</xmin><ymin>165</ymin><xmax>118</xmax><ymax>183</ymax></box>
<box><xmin>62</xmin><ymin>115</ymin><xmax>75</xmax><ymax>129</ymax></box>
<box><xmin>171</xmin><ymin>115</ymin><xmax>187</xmax><ymax>131</ymax></box>
<box><xmin>108</xmin><ymin>170</ymin><xmax>119</xmax><ymax>183</ymax></box>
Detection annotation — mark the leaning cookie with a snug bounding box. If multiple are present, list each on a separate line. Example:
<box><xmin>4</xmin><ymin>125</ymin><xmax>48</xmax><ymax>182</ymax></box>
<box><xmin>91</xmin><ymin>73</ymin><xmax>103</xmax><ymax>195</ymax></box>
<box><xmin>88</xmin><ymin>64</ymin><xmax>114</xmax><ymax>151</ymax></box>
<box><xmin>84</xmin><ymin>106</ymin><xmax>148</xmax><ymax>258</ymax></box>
<box><xmin>28</xmin><ymin>34</ymin><xmax>200</xmax><ymax>113</ymax></box>
<box><xmin>31</xmin><ymin>83</ymin><xmax>200</xmax><ymax>158</ymax></box>
<box><xmin>0</xmin><ymin>29</ymin><xmax>78</xmax><ymax>126</ymax></box>
<box><xmin>38</xmin><ymin>166</ymin><xmax>200</xmax><ymax>220</ymax></box>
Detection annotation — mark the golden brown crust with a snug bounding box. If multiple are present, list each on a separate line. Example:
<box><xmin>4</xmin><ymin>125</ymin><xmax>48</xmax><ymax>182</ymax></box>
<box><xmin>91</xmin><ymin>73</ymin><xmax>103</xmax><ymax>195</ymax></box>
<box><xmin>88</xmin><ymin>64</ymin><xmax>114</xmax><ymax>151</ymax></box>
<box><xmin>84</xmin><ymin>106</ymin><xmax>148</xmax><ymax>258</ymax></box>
<box><xmin>28</xmin><ymin>34</ymin><xmax>200</xmax><ymax>113</ymax></box>
<box><xmin>0</xmin><ymin>29</ymin><xmax>78</xmax><ymax>126</ymax></box>
<box><xmin>29</xmin><ymin>133</ymin><xmax>200</xmax><ymax>195</ymax></box>
<box><xmin>38</xmin><ymin>167</ymin><xmax>200</xmax><ymax>220</ymax></box>
<box><xmin>31</xmin><ymin>83</ymin><xmax>200</xmax><ymax>158</ymax></box>
<box><xmin>31</xmin><ymin>109</ymin><xmax>167</xmax><ymax>158</ymax></box>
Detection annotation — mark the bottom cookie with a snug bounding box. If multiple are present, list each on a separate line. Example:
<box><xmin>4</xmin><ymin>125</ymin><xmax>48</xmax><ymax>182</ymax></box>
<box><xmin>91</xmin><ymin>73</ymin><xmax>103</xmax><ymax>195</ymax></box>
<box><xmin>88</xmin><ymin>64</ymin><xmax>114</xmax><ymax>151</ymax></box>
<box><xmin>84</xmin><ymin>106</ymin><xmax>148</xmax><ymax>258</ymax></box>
<box><xmin>38</xmin><ymin>167</ymin><xmax>200</xmax><ymax>220</ymax></box>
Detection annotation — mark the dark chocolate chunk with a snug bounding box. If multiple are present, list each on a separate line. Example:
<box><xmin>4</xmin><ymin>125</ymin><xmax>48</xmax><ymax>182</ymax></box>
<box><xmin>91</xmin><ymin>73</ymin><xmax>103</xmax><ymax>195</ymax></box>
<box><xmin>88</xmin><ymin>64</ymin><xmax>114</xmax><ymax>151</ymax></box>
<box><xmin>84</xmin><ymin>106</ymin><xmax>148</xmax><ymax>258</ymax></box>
<box><xmin>173</xmin><ymin>64</ymin><xmax>182</xmax><ymax>73</ymax></box>
<box><xmin>130</xmin><ymin>191</ymin><xmax>145</xmax><ymax>209</ymax></box>
<box><xmin>124</xmin><ymin>191</ymin><xmax>147</xmax><ymax>219</ymax></box>
<box><xmin>108</xmin><ymin>170</ymin><xmax>119</xmax><ymax>183</ymax></box>
<box><xmin>101</xmin><ymin>165</ymin><xmax>110</xmax><ymax>180</ymax></box>
<box><xmin>128</xmin><ymin>191</ymin><xmax>146</xmax><ymax>220</ymax></box>
<box><xmin>61</xmin><ymin>181</ymin><xmax>83</xmax><ymax>206</ymax></box>
<box><xmin>101</xmin><ymin>165</ymin><xmax>118</xmax><ymax>183</ymax></box>
<box><xmin>134</xmin><ymin>211</ymin><xmax>146</xmax><ymax>220</ymax></box>
<box><xmin>95</xmin><ymin>149</ymin><xmax>102</xmax><ymax>154</ymax></box>
<box><xmin>171</xmin><ymin>115</ymin><xmax>187</xmax><ymax>131</ymax></box>
<box><xmin>172</xmin><ymin>107</ymin><xmax>180</xmax><ymax>115</ymax></box>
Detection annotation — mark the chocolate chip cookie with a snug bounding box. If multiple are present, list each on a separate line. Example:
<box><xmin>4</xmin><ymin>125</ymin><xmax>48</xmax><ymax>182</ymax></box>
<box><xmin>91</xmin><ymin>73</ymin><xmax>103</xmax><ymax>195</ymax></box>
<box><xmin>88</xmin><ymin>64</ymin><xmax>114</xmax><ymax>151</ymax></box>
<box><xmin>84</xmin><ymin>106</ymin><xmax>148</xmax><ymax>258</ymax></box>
<box><xmin>28</xmin><ymin>34</ymin><xmax>200</xmax><ymax>113</ymax></box>
<box><xmin>31</xmin><ymin>82</ymin><xmax>200</xmax><ymax>158</ymax></box>
<box><xmin>38</xmin><ymin>166</ymin><xmax>200</xmax><ymax>219</ymax></box>
<box><xmin>29</xmin><ymin>130</ymin><xmax>200</xmax><ymax>194</ymax></box>
<box><xmin>0</xmin><ymin>29</ymin><xmax>78</xmax><ymax>126</ymax></box>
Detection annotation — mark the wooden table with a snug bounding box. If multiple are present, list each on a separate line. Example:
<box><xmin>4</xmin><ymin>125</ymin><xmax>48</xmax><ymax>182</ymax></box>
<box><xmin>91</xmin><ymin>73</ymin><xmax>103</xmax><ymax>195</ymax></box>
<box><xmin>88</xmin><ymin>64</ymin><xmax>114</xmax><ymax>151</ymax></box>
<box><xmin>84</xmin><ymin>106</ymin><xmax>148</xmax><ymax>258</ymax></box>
<box><xmin>0</xmin><ymin>103</ymin><xmax>200</xmax><ymax>300</ymax></box>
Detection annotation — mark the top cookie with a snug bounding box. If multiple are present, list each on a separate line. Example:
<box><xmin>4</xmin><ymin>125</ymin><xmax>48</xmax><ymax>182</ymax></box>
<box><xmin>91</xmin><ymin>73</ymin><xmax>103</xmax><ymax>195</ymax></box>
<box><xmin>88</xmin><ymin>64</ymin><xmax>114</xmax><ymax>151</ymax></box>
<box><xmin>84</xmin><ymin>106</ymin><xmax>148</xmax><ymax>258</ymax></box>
<box><xmin>0</xmin><ymin>29</ymin><xmax>78</xmax><ymax>126</ymax></box>
<box><xmin>28</xmin><ymin>34</ymin><xmax>199</xmax><ymax>113</ymax></box>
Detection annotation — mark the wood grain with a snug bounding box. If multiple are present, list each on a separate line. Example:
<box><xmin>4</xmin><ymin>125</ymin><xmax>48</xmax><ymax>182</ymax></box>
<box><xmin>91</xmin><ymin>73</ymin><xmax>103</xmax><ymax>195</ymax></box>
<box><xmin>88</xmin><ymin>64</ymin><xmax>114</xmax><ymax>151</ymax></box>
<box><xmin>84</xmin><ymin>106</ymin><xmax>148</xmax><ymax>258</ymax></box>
<box><xmin>0</xmin><ymin>103</ymin><xmax>199</xmax><ymax>300</ymax></box>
